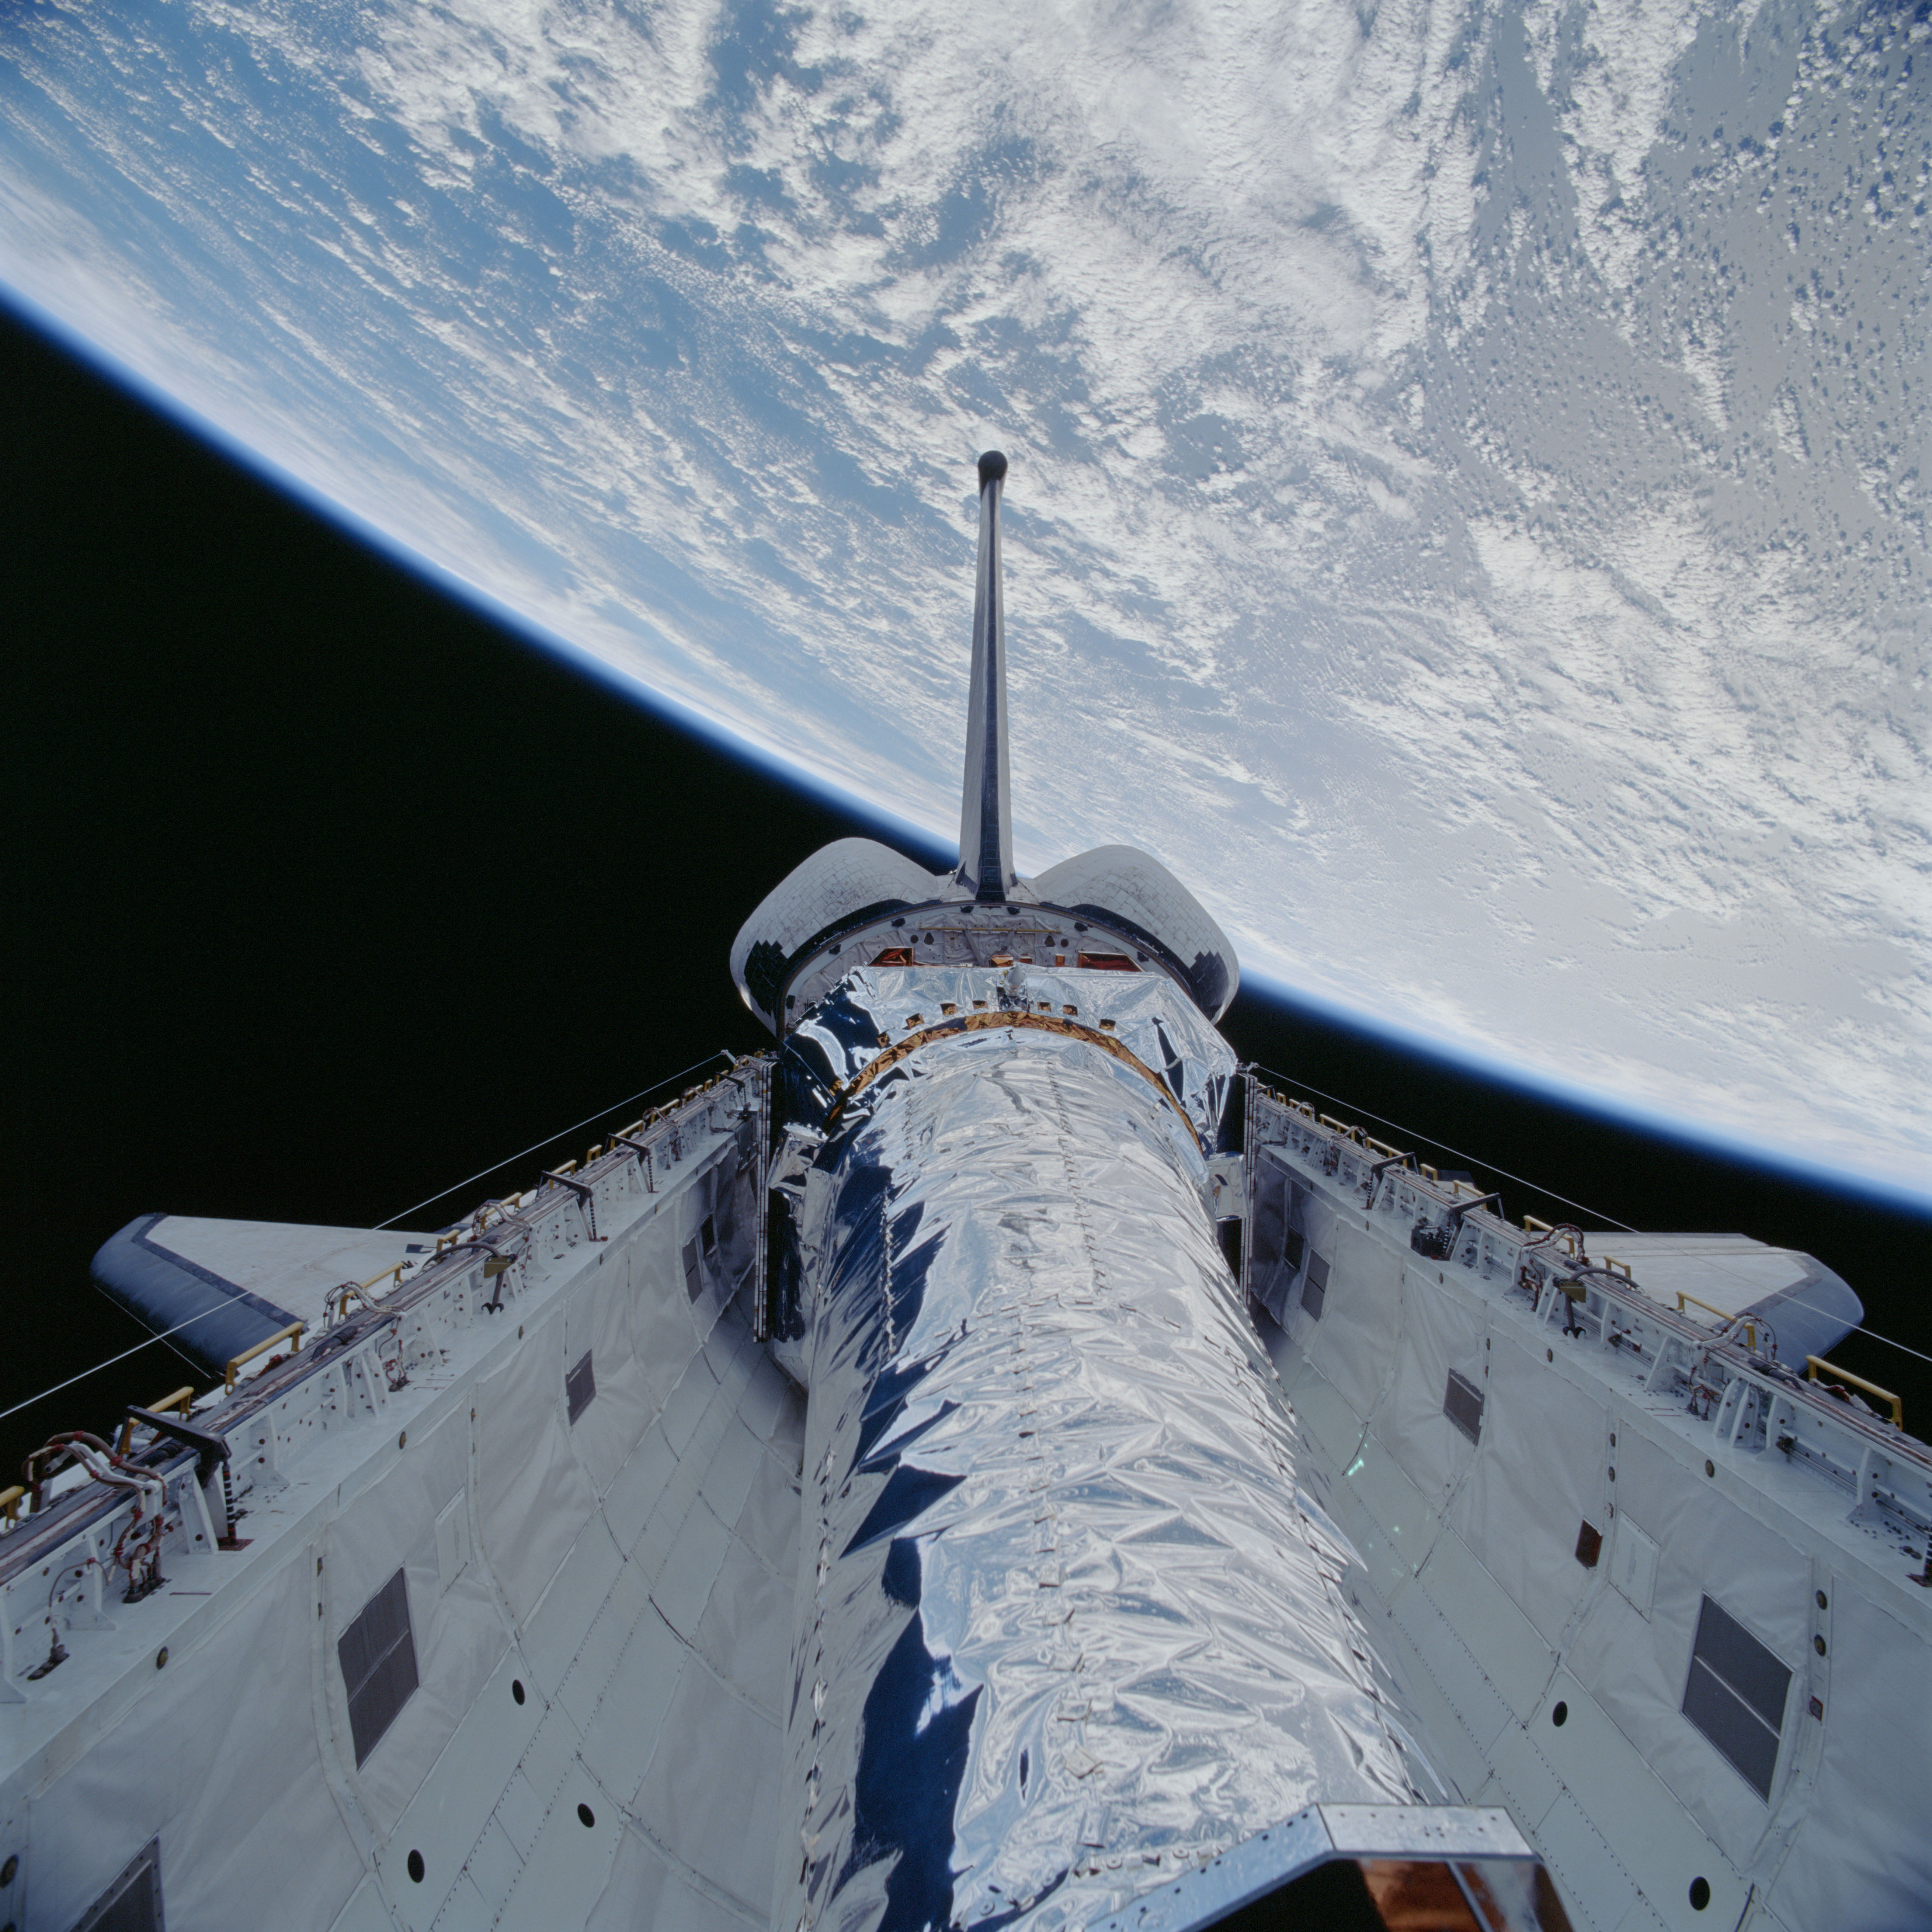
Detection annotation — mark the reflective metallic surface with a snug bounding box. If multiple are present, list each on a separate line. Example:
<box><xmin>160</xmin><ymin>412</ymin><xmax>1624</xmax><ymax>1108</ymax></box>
<box><xmin>956</xmin><ymin>452</ymin><xmax>1015</xmax><ymax>903</ymax></box>
<box><xmin>1083</xmin><ymin>1804</ymin><xmax>1559</xmax><ymax>1932</ymax></box>
<box><xmin>775</xmin><ymin>965</ymin><xmax>1238</xmax><ymax>1151</ymax></box>
<box><xmin>775</xmin><ymin>968</ymin><xmax>1443</xmax><ymax>1932</ymax></box>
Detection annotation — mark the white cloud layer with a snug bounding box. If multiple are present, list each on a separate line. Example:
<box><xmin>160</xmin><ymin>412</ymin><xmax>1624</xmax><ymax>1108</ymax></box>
<box><xmin>2</xmin><ymin>0</ymin><xmax>1925</xmax><ymax>1189</ymax></box>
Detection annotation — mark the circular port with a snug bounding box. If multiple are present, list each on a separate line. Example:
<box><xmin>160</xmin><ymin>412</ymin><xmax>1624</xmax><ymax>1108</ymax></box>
<box><xmin>407</xmin><ymin>1851</ymin><xmax>425</xmax><ymax>1884</ymax></box>
<box><xmin>1689</xmin><ymin>1876</ymin><xmax>1710</xmax><ymax>1911</ymax></box>
<box><xmin>1551</xmin><ymin>1702</ymin><xmax>1568</xmax><ymax>1727</ymax></box>
<box><xmin>577</xmin><ymin>1803</ymin><xmax>596</xmax><ymax>1828</ymax></box>
<box><xmin>512</xmin><ymin>1679</ymin><xmax>526</xmax><ymax>1705</ymax></box>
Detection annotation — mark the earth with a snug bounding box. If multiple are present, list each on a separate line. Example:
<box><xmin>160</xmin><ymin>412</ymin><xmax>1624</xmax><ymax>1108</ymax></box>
<box><xmin>1</xmin><ymin>0</ymin><xmax>1924</xmax><ymax>1193</ymax></box>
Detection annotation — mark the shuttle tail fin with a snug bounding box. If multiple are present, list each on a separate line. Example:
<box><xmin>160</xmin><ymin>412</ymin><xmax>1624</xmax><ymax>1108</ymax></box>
<box><xmin>957</xmin><ymin>451</ymin><xmax>1015</xmax><ymax>901</ymax></box>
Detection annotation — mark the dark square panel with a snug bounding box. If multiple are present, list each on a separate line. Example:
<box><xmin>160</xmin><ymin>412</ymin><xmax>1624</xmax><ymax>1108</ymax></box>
<box><xmin>1682</xmin><ymin>1594</ymin><xmax>1789</xmax><ymax>1800</ymax></box>
<box><xmin>1691</xmin><ymin>1595</ymin><xmax>1792</xmax><ymax>1730</ymax></box>
<box><xmin>76</xmin><ymin>1837</ymin><xmax>163</xmax><ymax>1932</ymax></box>
<box><xmin>1443</xmin><ymin>1370</ymin><xmax>1485</xmax><ymax>1443</ymax></box>
<box><xmin>338</xmin><ymin>1568</ymin><xmax>418</xmax><ymax>1768</ymax></box>
<box><xmin>566</xmin><ymin>1349</ymin><xmax>596</xmax><ymax>1424</ymax></box>
<box><xmin>1302</xmin><ymin>1251</ymin><xmax>1328</xmax><ymax>1321</ymax></box>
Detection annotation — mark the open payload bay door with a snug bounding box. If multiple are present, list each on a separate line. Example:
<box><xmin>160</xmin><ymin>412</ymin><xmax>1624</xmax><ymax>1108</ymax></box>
<box><xmin>91</xmin><ymin>1215</ymin><xmax>437</xmax><ymax>1381</ymax></box>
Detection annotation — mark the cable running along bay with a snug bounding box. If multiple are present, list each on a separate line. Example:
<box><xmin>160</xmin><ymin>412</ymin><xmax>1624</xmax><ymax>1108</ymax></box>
<box><xmin>0</xmin><ymin>1053</ymin><xmax>744</xmax><ymax>1431</ymax></box>
<box><xmin>375</xmin><ymin>1051</ymin><xmax>739</xmax><ymax>1230</ymax></box>
<box><xmin>1248</xmin><ymin>1065</ymin><xmax>1932</xmax><ymax>1367</ymax></box>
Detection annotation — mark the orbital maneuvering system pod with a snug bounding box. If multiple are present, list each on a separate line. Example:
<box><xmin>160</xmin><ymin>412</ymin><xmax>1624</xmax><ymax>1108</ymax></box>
<box><xmin>733</xmin><ymin>456</ymin><xmax>1571</xmax><ymax>1932</ymax></box>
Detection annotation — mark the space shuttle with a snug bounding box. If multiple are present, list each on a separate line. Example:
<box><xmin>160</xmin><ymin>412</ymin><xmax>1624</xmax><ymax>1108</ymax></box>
<box><xmin>1</xmin><ymin>455</ymin><xmax>1922</xmax><ymax>1932</ymax></box>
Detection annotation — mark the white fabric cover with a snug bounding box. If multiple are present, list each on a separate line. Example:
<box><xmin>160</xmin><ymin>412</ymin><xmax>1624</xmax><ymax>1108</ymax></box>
<box><xmin>564</xmin><ymin>1251</ymin><xmax>661</xmax><ymax>1495</ymax></box>
<box><xmin>1449</xmin><ymin>1337</ymin><xmax>1606</xmax><ymax>1646</ymax></box>
<box><xmin>1570</xmin><ymin>1430</ymin><xmax>1810</xmax><ymax>1868</ymax></box>
<box><xmin>1297</xmin><ymin>1198</ymin><xmax>1404</xmax><ymax>1420</ymax></box>
<box><xmin>326</xmin><ymin>1407</ymin><xmax>510</xmax><ymax>1827</ymax></box>
<box><xmin>32</xmin><ymin>1560</ymin><xmax>364</xmax><ymax>1932</ymax></box>
<box><xmin>1773</xmin><ymin>1584</ymin><xmax>1932</xmax><ymax>1930</ymax></box>
<box><xmin>1372</xmin><ymin>1271</ymin><xmax>1487</xmax><ymax>1509</ymax></box>
<box><xmin>476</xmin><ymin>1333</ymin><xmax>598</xmax><ymax>1625</ymax></box>
<box><xmin>589</xmin><ymin>1820</ymin><xmax>756</xmax><ymax>1932</ymax></box>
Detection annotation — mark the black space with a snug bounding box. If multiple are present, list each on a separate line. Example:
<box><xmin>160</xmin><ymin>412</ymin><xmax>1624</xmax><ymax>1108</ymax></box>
<box><xmin>8</xmin><ymin>299</ymin><xmax>1928</xmax><ymax>1481</ymax></box>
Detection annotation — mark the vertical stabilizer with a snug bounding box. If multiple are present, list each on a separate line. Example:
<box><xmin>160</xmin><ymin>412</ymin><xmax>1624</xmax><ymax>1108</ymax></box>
<box><xmin>957</xmin><ymin>450</ymin><xmax>1015</xmax><ymax>901</ymax></box>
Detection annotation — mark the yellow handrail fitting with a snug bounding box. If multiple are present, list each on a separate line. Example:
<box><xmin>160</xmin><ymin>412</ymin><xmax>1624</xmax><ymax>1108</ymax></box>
<box><xmin>118</xmin><ymin>1386</ymin><xmax>197</xmax><ymax>1453</ymax></box>
<box><xmin>225</xmin><ymin>1321</ymin><xmax>305</xmax><ymax>1391</ymax></box>
<box><xmin>1672</xmin><ymin>1290</ymin><xmax>1759</xmax><ymax>1349</ymax></box>
<box><xmin>360</xmin><ymin>1261</ymin><xmax>406</xmax><ymax>1294</ymax></box>
<box><xmin>1523</xmin><ymin>1215</ymin><xmax>1554</xmax><ymax>1233</ymax></box>
<box><xmin>0</xmin><ymin>1485</ymin><xmax>22</xmax><ymax>1527</ymax></box>
<box><xmin>1602</xmin><ymin>1256</ymin><xmax>1633</xmax><ymax>1281</ymax></box>
<box><xmin>1421</xmin><ymin>1164</ymin><xmax>1439</xmax><ymax>1182</ymax></box>
<box><xmin>1806</xmin><ymin>1356</ymin><xmax>1903</xmax><ymax>1428</ymax></box>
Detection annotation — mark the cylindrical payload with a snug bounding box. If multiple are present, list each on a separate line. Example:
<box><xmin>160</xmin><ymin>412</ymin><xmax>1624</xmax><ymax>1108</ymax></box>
<box><xmin>773</xmin><ymin>967</ymin><xmax>1443</xmax><ymax>1932</ymax></box>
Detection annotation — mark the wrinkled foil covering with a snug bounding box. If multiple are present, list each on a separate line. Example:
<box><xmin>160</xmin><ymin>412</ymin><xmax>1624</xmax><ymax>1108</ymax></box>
<box><xmin>775</xmin><ymin>974</ymin><xmax>1442</xmax><ymax>1932</ymax></box>
<box><xmin>777</xmin><ymin>965</ymin><xmax>1237</xmax><ymax>1150</ymax></box>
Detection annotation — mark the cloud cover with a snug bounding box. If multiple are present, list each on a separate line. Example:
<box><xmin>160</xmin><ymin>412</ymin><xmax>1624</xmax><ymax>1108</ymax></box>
<box><xmin>2</xmin><ymin>0</ymin><xmax>1925</xmax><ymax>1188</ymax></box>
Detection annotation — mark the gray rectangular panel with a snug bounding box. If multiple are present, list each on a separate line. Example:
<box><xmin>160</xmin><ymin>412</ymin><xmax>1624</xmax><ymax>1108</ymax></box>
<box><xmin>1443</xmin><ymin>1370</ymin><xmax>1484</xmax><ymax>1443</ymax></box>
<box><xmin>74</xmin><ymin>1836</ymin><xmax>163</xmax><ymax>1932</ymax></box>
<box><xmin>1302</xmin><ymin>1251</ymin><xmax>1328</xmax><ymax>1320</ymax></box>
<box><xmin>1690</xmin><ymin>1595</ymin><xmax>1791</xmax><ymax>1729</ymax></box>
<box><xmin>566</xmin><ymin>1349</ymin><xmax>596</xmax><ymax>1424</ymax></box>
<box><xmin>1682</xmin><ymin>1595</ymin><xmax>1788</xmax><ymax>1800</ymax></box>
<box><xmin>338</xmin><ymin>1568</ymin><xmax>418</xmax><ymax>1768</ymax></box>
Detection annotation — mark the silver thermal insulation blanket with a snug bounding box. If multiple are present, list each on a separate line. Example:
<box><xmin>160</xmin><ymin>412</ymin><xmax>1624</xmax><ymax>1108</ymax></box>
<box><xmin>775</xmin><ymin>969</ymin><xmax>1442</xmax><ymax>1932</ymax></box>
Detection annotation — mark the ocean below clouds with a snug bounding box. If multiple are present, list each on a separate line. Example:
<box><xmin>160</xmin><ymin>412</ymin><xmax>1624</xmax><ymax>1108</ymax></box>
<box><xmin>1</xmin><ymin>0</ymin><xmax>1924</xmax><ymax>1190</ymax></box>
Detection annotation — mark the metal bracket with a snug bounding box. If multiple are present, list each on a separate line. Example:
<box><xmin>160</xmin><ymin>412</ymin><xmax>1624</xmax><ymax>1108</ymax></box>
<box><xmin>1085</xmin><ymin>1806</ymin><xmax>1550</xmax><ymax>1932</ymax></box>
<box><xmin>608</xmin><ymin>1130</ymin><xmax>656</xmax><ymax>1193</ymax></box>
<box><xmin>123</xmin><ymin>1405</ymin><xmax>231</xmax><ymax>1485</ymax></box>
<box><xmin>1363</xmin><ymin>1150</ymin><xmax>1416</xmax><ymax>1212</ymax></box>
<box><xmin>543</xmin><ymin>1169</ymin><xmax>602</xmax><ymax>1239</ymax></box>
